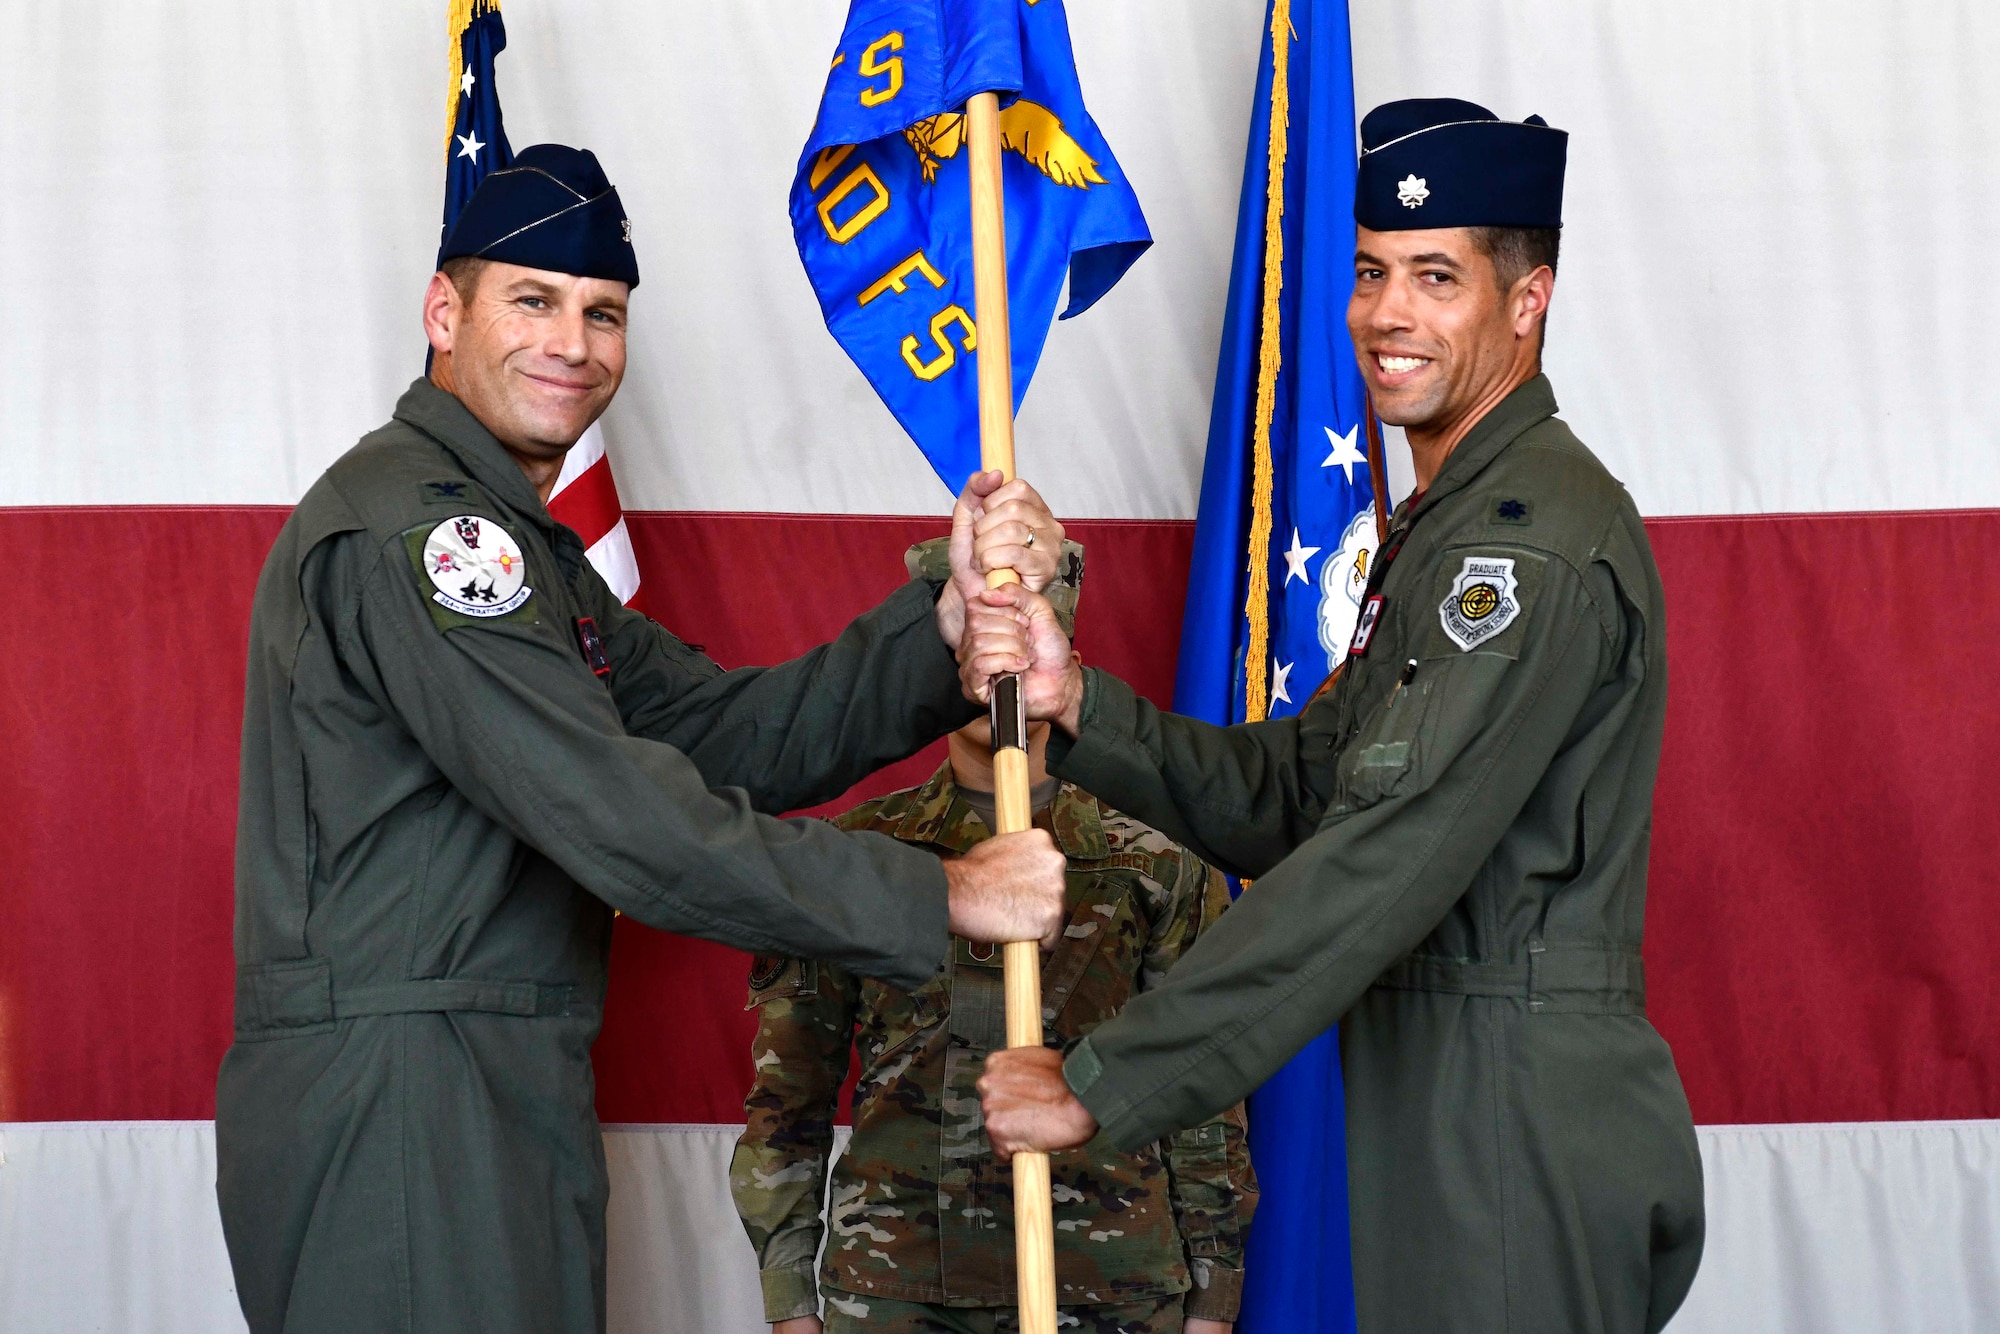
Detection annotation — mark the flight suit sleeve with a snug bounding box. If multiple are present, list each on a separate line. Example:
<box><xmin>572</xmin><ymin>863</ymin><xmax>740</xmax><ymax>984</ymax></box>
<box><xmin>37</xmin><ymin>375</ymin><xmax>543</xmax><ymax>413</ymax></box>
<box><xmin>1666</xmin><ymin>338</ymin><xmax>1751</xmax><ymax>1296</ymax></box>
<box><xmin>1151</xmin><ymin>863</ymin><xmax>1257</xmax><ymax>1321</ymax></box>
<box><xmin>729</xmin><ymin>956</ymin><xmax>859</xmax><ymax>1322</ymax></box>
<box><xmin>348</xmin><ymin>532</ymin><xmax>950</xmax><ymax>992</ymax></box>
<box><xmin>1060</xmin><ymin>557</ymin><xmax>1626</xmax><ymax>1150</ymax></box>
<box><xmin>579</xmin><ymin>561</ymin><xmax>980</xmax><ymax>815</ymax></box>
<box><xmin>1045</xmin><ymin>678</ymin><xmax>1335</xmax><ymax>882</ymax></box>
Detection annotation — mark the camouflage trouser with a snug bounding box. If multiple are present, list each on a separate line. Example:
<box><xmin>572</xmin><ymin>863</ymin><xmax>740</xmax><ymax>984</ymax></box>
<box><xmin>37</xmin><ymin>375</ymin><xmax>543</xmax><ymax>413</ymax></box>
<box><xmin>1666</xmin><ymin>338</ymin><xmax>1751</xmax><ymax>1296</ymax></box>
<box><xmin>821</xmin><ymin>1292</ymin><xmax>1185</xmax><ymax>1334</ymax></box>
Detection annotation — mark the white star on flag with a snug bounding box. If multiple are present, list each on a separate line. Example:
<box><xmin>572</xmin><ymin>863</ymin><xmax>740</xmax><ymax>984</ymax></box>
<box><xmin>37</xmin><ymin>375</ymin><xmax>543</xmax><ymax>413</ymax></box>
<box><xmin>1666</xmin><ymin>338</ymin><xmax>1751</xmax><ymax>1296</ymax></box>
<box><xmin>1283</xmin><ymin>528</ymin><xmax>1321</xmax><ymax>586</ymax></box>
<box><xmin>461</xmin><ymin>68</ymin><xmax>476</xmax><ymax>97</ymax></box>
<box><xmin>1271</xmin><ymin>658</ymin><xmax>1294</xmax><ymax>706</ymax></box>
<box><xmin>456</xmin><ymin>131</ymin><xmax>484</xmax><ymax>161</ymax></box>
<box><xmin>1322</xmin><ymin>424</ymin><xmax>1367</xmax><ymax>484</ymax></box>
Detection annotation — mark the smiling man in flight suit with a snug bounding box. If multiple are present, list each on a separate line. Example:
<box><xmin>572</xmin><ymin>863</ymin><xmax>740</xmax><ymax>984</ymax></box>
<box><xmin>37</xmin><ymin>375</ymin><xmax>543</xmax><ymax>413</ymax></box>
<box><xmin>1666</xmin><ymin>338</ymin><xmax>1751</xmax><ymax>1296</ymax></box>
<box><xmin>216</xmin><ymin>144</ymin><xmax>1069</xmax><ymax>1334</ymax></box>
<box><xmin>962</xmin><ymin>101</ymin><xmax>1707</xmax><ymax>1333</ymax></box>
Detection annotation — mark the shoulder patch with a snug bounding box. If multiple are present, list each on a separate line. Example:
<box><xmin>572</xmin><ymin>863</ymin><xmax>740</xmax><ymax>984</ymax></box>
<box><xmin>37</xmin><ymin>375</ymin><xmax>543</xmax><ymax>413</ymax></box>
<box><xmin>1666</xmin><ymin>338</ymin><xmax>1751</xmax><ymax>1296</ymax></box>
<box><xmin>403</xmin><ymin>515</ymin><xmax>538</xmax><ymax>628</ymax></box>
<box><xmin>746</xmin><ymin>956</ymin><xmax>817</xmax><ymax>1007</ymax></box>
<box><xmin>1438</xmin><ymin>555</ymin><xmax>1522</xmax><ymax>651</ymax></box>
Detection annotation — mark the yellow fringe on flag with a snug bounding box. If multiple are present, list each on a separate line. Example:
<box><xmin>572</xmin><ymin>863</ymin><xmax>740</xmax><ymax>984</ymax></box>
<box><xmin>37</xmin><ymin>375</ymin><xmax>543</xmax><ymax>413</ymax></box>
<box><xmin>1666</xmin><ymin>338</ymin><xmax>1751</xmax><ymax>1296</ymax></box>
<box><xmin>1242</xmin><ymin>0</ymin><xmax>1292</xmax><ymax>725</ymax></box>
<box><xmin>443</xmin><ymin>0</ymin><xmax>498</xmax><ymax>156</ymax></box>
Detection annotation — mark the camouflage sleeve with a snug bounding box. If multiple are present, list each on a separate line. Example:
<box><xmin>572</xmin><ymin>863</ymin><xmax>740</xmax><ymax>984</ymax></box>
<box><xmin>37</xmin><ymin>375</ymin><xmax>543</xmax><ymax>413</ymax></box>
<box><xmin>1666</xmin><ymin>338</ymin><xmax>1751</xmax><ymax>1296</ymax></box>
<box><xmin>728</xmin><ymin>955</ymin><xmax>859</xmax><ymax>1322</ymax></box>
<box><xmin>1152</xmin><ymin>862</ymin><xmax>1259</xmax><ymax>1321</ymax></box>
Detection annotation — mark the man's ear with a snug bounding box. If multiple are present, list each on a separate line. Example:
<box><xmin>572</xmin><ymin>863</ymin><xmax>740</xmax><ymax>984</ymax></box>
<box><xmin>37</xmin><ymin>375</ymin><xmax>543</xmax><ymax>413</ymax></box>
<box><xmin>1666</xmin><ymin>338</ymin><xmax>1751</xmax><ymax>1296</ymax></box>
<box><xmin>422</xmin><ymin>272</ymin><xmax>461</xmax><ymax>356</ymax></box>
<box><xmin>1512</xmin><ymin>265</ymin><xmax>1555</xmax><ymax>343</ymax></box>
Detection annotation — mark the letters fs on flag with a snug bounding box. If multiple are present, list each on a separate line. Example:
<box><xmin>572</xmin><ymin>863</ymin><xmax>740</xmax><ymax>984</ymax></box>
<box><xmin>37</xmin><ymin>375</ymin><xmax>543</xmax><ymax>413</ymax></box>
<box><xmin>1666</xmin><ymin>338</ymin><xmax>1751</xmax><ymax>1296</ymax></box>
<box><xmin>1172</xmin><ymin>2</ymin><xmax>1384</xmax><ymax>1331</ymax></box>
<box><xmin>440</xmin><ymin>0</ymin><xmax>644</xmax><ymax>608</ymax></box>
<box><xmin>792</xmin><ymin>0</ymin><xmax>1152</xmax><ymax>493</ymax></box>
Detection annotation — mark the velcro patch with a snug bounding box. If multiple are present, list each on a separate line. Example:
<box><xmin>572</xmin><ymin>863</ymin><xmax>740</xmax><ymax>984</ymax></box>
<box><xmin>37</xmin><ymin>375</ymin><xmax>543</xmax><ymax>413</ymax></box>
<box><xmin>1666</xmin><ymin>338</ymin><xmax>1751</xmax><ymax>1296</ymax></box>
<box><xmin>403</xmin><ymin>516</ymin><xmax>540</xmax><ymax>630</ymax></box>
<box><xmin>1438</xmin><ymin>556</ymin><xmax>1521</xmax><ymax>651</ymax></box>
<box><xmin>421</xmin><ymin>479</ymin><xmax>474</xmax><ymax>504</ymax></box>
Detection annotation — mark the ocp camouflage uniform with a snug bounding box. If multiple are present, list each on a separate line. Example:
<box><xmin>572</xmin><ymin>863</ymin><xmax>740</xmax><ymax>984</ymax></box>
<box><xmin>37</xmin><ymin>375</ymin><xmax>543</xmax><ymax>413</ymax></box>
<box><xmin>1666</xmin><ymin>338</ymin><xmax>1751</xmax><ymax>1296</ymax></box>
<box><xmin>730</xmin><ymin>765</ymin><xmax>1257</xmax><ymax>1328</ymax></box>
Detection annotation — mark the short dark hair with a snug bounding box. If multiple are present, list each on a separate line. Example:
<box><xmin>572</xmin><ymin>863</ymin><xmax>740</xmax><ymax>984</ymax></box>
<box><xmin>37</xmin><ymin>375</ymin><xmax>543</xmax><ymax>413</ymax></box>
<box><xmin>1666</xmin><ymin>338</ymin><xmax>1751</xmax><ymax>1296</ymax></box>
<box><xmin>1470</xmin><ymin>227</ymin><xmax>1559</xmax><ymax>348</ymax></box>
<box><xmin>439</xmin><ymin>255</ymin><xmax>491</xmax><ymax>303</ymax></box>
<box><xmin>1469</xmin><ymin>226</ymin><xmax>1560</xmax><ymax>291</ymax></box>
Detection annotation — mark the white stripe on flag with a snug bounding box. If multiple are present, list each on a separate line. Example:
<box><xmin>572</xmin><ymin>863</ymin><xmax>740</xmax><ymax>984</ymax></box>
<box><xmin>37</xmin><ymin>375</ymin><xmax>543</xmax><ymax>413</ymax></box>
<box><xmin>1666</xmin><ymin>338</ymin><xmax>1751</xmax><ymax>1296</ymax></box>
<box><xmin>587</xmin><ymin>515</ymin><xmax>643</xmax><ymax>607</ymax></box>
<box><xmin>551</xmin><ymin>421</ymin><xmax>607</xmax><ymax>498</ymax></box>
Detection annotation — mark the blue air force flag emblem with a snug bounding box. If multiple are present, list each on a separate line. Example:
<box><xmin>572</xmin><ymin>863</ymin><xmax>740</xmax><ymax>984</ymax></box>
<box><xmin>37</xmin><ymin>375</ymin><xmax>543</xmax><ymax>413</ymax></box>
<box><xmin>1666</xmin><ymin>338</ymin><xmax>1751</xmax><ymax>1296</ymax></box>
<box><xmin>425</xmin><ymin>516</ymin><xmax>532</xmax><ymax>617</ymax></box>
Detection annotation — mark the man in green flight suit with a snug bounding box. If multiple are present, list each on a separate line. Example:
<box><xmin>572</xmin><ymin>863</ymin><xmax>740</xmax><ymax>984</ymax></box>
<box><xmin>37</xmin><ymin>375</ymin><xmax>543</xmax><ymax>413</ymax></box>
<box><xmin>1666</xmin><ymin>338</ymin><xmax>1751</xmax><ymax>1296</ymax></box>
<box><xmin>216</xmin><ymin>144</ymin><xmax>1070</xmax><ymax>1334</ymax></box>
<box><xmin>961</xmin><ymin>101</ymin><xmax>1707</xmax><ymax>1333</ymax></box>
<box><xmin>731</xmin><ymin>539</ymin><xmax>1258</xmax><ymax>1334</ymax></box>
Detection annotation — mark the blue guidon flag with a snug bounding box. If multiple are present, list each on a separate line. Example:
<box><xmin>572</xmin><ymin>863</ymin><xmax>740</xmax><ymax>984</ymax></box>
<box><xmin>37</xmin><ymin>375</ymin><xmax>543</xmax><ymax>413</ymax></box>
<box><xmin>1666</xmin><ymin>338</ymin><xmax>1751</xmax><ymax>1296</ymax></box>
<box><xmin>793</xmin><ymin>0</ymin><xmax>1151</xmax><ymax>492</ymax></box>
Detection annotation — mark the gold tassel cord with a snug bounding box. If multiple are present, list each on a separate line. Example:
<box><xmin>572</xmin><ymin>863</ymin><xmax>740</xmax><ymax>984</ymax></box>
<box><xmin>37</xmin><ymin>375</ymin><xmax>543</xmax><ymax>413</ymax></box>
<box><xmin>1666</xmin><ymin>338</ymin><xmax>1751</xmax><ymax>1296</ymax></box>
<box><xmin>1242</xmin><ymin>0</ymin><xmax>1291</xmax><ymax>726</ymax></box>
<box><xmin>443</xmin><ymin>0</ymin><xmax>498</xmax><ymax>156</ymax></box>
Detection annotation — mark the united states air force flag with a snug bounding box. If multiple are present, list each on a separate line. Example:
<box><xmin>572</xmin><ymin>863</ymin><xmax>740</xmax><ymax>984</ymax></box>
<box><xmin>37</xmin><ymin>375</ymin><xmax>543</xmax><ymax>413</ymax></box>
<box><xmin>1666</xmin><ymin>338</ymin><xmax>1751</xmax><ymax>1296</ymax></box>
<box><xmin>441</xmin><ymin>0</ymin><xmax>513</xmax><ymax>246</ymax></box>
<box><xmin>1174</xmin><ymin>2</ymin><xmax>1383</xmax><ymax>1330</ymax></box>
<box><xmin>793</xmin><ymin>0</ymin><xmax>1151</xmax><ymax>492</ymax></box>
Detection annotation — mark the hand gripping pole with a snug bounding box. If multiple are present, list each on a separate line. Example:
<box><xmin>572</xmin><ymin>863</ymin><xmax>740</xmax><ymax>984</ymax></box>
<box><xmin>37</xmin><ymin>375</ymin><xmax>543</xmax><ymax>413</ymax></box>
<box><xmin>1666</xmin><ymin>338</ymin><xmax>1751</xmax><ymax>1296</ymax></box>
<box><xmin>966</xmin><ymin>88</ymin><xmax>1058</xmax><ymax>1334</ymax></box>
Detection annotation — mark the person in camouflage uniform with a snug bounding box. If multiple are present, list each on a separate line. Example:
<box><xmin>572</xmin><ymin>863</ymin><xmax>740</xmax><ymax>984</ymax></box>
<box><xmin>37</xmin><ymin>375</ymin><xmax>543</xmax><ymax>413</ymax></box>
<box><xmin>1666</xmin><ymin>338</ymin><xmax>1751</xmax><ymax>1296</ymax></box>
<box><xmin>731</xmin><ymin>540</ymin><xmax>1257</xmax><ymax>1334</ymax></box>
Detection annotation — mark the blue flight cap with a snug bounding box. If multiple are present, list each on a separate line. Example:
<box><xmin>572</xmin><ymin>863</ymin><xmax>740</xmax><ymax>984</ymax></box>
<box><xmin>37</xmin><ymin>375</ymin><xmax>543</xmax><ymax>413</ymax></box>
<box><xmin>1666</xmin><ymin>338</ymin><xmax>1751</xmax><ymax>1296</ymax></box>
<box><xmin>1354</xmin><ymin>99</ymin><xmax>1566</xmax><ymax>232</ymax></box>
<box><xmin>438</xmin><ymin>143</ymin><xmax>640</xmax><ymax>288</ymax></box>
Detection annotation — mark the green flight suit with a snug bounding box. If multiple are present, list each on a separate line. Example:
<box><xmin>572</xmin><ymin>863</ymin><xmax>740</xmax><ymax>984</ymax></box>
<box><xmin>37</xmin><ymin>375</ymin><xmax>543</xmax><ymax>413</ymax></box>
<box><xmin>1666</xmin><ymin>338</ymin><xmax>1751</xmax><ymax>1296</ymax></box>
<box><xmin>1050</xmin><ymin>377</ymin><xmax>1706</xmax><ymax>1333</ymax></box>
<box><xmin>216</xmin><ymin>379</ymin><xmax>976</xmax><ymax>1334</ymax></box>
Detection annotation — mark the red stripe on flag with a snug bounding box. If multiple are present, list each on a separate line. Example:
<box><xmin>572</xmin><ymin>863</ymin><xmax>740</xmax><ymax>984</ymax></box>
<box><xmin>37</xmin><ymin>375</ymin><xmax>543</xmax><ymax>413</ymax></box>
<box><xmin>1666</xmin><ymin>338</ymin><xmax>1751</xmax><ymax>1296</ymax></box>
<box><xmin>546</xmin><ymin>455</ymin><xmax>624</xmax><ymax>552</ymax></box>
<box><xmin>1</xmin><ymin>505</ymin><xmax>1996</xmax><ymax>1127</ymax></box>
<box><xmin>1645</xmin><ymin>509</ymin><xmax>2000</xmax><ymax>1124</ymax></box>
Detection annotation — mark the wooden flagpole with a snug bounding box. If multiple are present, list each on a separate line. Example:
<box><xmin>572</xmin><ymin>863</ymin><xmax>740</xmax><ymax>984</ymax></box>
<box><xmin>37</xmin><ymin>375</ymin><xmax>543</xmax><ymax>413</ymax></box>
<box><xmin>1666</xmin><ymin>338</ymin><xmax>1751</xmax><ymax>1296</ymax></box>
<box><xmin>965</xmin><ymin>88</ymin><xmax>1059</xmax><ymax>1334</ymax></box>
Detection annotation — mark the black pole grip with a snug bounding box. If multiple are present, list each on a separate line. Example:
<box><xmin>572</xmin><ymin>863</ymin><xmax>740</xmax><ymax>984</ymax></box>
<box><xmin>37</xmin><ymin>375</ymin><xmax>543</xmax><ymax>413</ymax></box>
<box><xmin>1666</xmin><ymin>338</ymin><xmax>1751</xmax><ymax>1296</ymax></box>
<box><xmin>989</xmin><ymin>673</ymin><xmax>1026</xmax><ymax>753</ymax></box>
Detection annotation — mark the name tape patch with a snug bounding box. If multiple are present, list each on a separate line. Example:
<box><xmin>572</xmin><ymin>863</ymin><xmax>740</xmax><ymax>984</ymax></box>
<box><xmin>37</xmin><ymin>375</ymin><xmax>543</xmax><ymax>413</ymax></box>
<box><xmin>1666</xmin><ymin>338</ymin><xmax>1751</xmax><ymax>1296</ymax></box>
<box><xmin>423</xmin><ymin>515</ymin><xmax>532</xmax><ymax>618</ymax></box>
<box><xmin>1438</xmin><ymin>556</ymin><xmax>1520</xmax><ymax>650</ymax></box>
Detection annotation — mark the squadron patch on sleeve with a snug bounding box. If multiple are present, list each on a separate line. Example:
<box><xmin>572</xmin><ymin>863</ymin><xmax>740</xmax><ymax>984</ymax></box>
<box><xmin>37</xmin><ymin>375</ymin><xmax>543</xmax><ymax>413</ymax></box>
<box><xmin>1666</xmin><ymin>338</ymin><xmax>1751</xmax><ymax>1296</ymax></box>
<box><xmin>1438</xmin><ymin>555</ymin><xmax>1520</xmax><ymax>650</ymax></box>
<box><xmin>422</xmin><ymin>515</ymin><xmax>533</xmax><ymax>617</ymax></box>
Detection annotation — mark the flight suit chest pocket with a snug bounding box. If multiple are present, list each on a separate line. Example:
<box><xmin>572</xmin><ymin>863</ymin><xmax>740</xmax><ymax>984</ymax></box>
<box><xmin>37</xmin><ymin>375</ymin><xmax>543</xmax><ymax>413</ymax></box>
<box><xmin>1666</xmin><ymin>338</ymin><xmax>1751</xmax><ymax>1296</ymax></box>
<box><xmin>1332</xmin><ymin>673</ymin><xmax>1436</xmax><ymax>812</ymax></box>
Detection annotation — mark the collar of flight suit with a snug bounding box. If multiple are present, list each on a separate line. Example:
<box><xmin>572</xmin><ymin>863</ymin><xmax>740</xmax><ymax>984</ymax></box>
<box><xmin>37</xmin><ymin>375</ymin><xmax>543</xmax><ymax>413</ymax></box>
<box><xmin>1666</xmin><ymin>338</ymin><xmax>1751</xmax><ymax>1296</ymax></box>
<box><xmin>1395</xmin><ymin>372</ymin><xmax>1561</xmax><ymax>532</ymax></box>
<box><xmin>391</xmin><ymin>377</ymin><xmax>560</xmax><ymax>535</ymax></box>
<box><xmin>887</xmin><ymin>760</ymin><xmax>1112</xmax><ymax>862</ymax></box>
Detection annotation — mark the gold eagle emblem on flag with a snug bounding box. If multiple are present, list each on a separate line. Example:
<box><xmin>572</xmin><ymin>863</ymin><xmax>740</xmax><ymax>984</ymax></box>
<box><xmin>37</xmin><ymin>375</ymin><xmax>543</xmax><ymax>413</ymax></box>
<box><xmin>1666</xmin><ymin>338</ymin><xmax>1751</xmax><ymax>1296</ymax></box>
<box><xmin>901</xmin><ymin>100</ymin><xmax>1106</xmax><ymax>188</ymax></box>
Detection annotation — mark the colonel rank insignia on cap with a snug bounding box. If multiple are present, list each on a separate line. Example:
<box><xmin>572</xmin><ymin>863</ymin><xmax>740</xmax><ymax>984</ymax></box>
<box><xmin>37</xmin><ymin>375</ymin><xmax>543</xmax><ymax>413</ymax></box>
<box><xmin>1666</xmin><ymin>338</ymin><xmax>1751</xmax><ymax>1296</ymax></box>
<box><xmin>1355</xmin><ymin>98</ymin><xmax>1567</xmax><ymax>232</ymax></box>
<box><xmin>438</xmin><ymin>142</ymin><xmax>640</xmax><ymax>288</ymax></box>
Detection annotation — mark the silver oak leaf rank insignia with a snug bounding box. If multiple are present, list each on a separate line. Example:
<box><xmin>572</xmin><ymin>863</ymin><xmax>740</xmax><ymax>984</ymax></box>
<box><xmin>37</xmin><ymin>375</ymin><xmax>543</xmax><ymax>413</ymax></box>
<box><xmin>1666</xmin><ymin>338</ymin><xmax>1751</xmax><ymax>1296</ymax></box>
<box><xmin>1438</xmin><ymin>555</ymin><xmax>1520</xmax><ymax>650</ymax></box>
<box><xmin>423</xmin><ymin>515</ymin><xmax>533</xmax><ymax>617</ymax></box>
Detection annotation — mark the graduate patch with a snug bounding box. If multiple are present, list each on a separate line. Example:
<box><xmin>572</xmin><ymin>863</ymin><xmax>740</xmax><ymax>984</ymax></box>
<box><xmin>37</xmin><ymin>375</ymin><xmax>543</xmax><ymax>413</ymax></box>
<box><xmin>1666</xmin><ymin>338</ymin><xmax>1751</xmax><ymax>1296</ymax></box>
<box><xmin>422</xmin><ymin>515</ymin><xmax>532</xmax><ymax>618</ymax></box>
<box><xmin>1438</xmin><ymin>556</ymin><xmax>1520</xmax><ymax>651</ymax></box>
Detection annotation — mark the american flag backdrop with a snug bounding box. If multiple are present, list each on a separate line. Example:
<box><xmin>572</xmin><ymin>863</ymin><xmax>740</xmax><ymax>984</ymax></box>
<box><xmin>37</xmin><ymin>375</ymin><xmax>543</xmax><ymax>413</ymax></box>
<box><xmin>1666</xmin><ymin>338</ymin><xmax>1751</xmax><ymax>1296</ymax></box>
<box><xmin>2</xmin><ymin>3</ymin><xmax>1997</xmax><ymax>1332</ymax></box>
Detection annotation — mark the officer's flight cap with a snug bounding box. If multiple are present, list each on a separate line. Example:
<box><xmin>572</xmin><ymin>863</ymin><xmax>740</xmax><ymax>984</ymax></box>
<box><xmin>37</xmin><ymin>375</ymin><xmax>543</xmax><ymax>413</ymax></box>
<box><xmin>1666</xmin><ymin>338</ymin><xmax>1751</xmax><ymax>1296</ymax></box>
<box><xmin>1354</xmin><ymin>99</ymin><xmax>1566</xmax><ymax>233</ymax></box>
<box><xmin>438</xmin><ymin>143</ymin><xmax>640</xmax><ymax>288</ymax></box>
